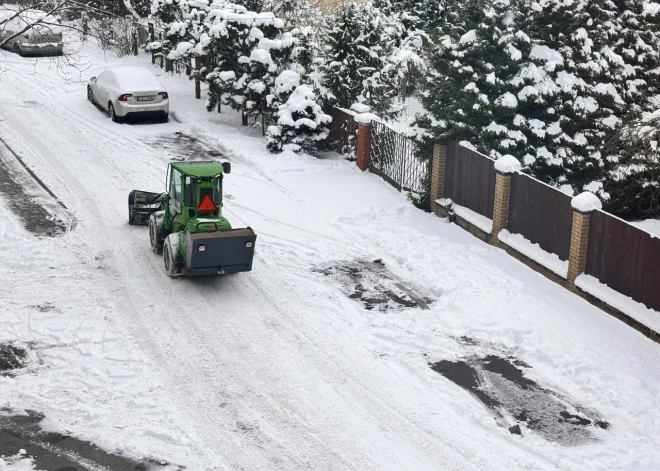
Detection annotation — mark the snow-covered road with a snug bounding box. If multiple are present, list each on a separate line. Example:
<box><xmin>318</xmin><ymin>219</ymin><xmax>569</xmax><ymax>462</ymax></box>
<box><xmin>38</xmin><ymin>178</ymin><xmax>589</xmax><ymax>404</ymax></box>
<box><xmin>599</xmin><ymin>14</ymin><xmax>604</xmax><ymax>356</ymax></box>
<box><xmin>1</xmin><ymin>44</ymin><xmax>660</xmax><ymax>471</ymax></box>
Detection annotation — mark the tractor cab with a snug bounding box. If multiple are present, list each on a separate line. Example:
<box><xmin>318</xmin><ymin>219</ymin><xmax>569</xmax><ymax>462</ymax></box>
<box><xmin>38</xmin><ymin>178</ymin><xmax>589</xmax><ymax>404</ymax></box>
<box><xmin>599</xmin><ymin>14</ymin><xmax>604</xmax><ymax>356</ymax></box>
<box><xmin>166</xmin><ymin>161</ymin><xmax>232</xmax><ymax>233</ymax></box>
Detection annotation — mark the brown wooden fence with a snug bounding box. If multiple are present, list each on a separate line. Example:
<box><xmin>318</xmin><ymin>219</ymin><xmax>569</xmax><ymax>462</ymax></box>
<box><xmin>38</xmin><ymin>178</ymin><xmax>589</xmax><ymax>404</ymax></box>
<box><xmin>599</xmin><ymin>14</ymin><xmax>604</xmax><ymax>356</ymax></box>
<box><xmin>444</xmin><ymin>141</ymin><xmax>496</xmax><ymax>218</ymax></box>
<box><xmin>586</xmin><ymin>210</ymin><xmax>660</xmax><ymax>312</ymax></box>
<box><xmin>508</xmin><ymin>173</ymin><xmax>573</xmax><ymax>261</ymax></box>
<box><xmin>327</xmin><ymin>108</ymin><xmax>357</xmax><ymax>157</ymax></box>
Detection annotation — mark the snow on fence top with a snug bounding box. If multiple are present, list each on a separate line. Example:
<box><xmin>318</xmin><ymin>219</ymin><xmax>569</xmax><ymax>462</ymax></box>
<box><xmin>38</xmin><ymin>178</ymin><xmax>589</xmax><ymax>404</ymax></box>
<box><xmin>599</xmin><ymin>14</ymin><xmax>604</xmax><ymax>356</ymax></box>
<box><xmin>572</xmin><ymin>191</ymin><xmax>602</xmax><ymax>212</ymax></box>
<box><xmin>351</xmin><ymin>103</ymin><xmax>371</xmax><ymax>113</ymax></box>
<box><xmin>354</xmin><ymin>113</ymin><xmax>381</xmax><ymax>125</ymax></box>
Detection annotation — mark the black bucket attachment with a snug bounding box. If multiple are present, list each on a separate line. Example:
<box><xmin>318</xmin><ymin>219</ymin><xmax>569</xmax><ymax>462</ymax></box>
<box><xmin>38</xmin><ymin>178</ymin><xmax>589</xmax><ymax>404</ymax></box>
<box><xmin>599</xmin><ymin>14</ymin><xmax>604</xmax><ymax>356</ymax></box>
<box><xmin>128</xmin><ymin>190</ymin><xmax>166</xmax><ymax>226</ymax></box>
<box><xmin>184</xmin><ymin>227</ymin><xmax>257</xmax><ymax>276</ymax></box>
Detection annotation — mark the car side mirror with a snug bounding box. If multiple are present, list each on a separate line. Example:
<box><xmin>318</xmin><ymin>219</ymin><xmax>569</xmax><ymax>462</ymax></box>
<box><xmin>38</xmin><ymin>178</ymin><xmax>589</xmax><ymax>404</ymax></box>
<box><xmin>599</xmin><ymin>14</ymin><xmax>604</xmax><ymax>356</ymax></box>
<box><xmin>222</xmin><ymin>162</ymin><xmax>231</xmax><ymax>174</ymax></box>
<box><xmin>90</xmin><ymin>76</ymin><xmax>96</xmax><ymax>82</ymax></box>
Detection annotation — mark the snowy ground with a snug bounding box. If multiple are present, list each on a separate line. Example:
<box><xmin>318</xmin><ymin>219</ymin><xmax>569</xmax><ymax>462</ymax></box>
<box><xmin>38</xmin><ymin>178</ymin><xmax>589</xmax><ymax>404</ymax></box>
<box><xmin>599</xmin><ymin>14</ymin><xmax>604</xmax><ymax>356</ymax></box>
<box><xmin>1</xmin><ymin>39</ymin><xmax>660</xmax><ymax>471</ymax></box>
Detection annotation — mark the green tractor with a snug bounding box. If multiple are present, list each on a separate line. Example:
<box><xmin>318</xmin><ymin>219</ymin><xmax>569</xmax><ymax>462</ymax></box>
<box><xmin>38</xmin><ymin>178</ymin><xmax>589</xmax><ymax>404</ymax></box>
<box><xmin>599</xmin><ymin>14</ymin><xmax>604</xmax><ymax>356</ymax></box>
<box><xmin>128</xmin><ymin>160</ymin><xmax>256</xmax><ymax>277</ymax></box>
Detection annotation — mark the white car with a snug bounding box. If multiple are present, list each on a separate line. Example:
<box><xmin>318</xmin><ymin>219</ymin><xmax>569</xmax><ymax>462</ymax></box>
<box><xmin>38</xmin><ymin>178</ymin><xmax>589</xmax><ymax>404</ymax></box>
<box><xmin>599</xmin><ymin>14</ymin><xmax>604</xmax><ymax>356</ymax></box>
<box><xmin>87</xmin><ymin>67</ymin><xmax>169</xmax><ymax>123</ymax></box>
<box><xmin>0</xmin><ymin>9</ymin><xmax>64</xmax><ymax>56</ymax></box>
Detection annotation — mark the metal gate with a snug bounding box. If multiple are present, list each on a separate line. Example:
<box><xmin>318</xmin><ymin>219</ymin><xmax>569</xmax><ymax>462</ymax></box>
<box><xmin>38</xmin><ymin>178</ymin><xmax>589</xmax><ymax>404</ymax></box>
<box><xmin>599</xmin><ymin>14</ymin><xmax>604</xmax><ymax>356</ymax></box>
<box><xmin>369</xmin><ymin>121</ymin><xmax>427</xmax><ymax>194</ymax></box>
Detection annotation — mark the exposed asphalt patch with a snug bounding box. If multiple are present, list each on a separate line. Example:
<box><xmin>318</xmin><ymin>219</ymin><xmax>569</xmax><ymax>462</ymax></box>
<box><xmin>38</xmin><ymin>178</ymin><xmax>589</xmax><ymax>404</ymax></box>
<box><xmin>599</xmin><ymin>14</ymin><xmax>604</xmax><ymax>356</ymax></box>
<box><xmin>0</xmin><ymin>138</ymin><xmax>74</xmax><ymax>237</ymax></box>
<box><xmin>430</xmin><ymin>354</ymin><xmax>609</xmax><ymax>445</ymax></box>
<box><xmin>0</xmin><ymin>343</ymin><xmax>27</xmax><ymax>376</ymax></box>
<box><xmin>0</xmin><ymin>410</ymin><xmax>180</xmax><ymax>470</ymax></box>
<box><xmin>314</xmin><ymin>259</ymin><xmax>433</xmax><ymax>311</ymax></box>
<box><xmin>147</xmin><ymin>132</ymin><xmax>225</xmax><ymax>162</ymax></box>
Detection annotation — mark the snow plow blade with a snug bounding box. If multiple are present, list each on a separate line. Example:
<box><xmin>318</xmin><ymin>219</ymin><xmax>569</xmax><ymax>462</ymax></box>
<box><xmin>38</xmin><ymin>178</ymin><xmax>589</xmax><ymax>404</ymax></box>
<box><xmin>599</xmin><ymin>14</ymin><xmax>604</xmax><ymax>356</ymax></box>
<box><xmin>183</xmin><ymin>227</ymin><xmax>257</xmax><ymax>276</ymax></box>
<box><xmin>128</xmin><ymin>190</ymin><xmax>165</xmax><ymax>226</ymax></box>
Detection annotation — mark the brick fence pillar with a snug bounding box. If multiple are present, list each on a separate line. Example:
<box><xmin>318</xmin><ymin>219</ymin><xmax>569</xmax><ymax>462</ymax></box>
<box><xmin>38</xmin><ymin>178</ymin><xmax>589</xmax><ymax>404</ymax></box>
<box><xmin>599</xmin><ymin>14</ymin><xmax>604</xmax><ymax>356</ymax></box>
<box><xmin>356</xmin><ymin>122</ymin><xmax>372</xmax><ymax>171</ymax></box>
<box><xmin>491</xmin><ymin>155</ymin><xmax>520</xmax><ymax>243</ymax></box>
<box><xmin>430</xmin><ymin>144</ymin><xmax>446</xmax><ymax>214</ymax></box>
<box><xmin>567</xmin><ymin>210</ymin><xmax>591</xmax><ymax>287</ymax></box>
<box><xmin>491</xmin><ymin>171</ymin><xmax>513</xmax><ymax>243</ymax></box>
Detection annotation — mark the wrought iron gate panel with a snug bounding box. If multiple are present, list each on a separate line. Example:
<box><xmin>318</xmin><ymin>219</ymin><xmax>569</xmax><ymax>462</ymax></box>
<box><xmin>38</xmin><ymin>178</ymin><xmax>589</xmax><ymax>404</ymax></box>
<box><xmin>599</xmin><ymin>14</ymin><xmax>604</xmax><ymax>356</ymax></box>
<box><xmin>369</xmin><ymin>121</ymin><xmax>427</xmax><ymax>194</ymax></box>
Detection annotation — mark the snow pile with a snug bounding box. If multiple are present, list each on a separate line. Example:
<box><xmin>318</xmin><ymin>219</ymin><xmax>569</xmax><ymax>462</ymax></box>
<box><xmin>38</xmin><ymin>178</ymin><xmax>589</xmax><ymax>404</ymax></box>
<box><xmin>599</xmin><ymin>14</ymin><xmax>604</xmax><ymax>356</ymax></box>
<box><xmin>0</xmin><ymin>453</ymin><xmax>35</xmax><ymax>471</ymax></box>
<box><xmin>571</xmin><ymin>192</ymin><xmax>602</xmax><ymax>212</ymax></box>
<box><xmin>498</xmin><ymin>229</ymin><xmax>569</xmax><ymax>278</ymax></box>
<box><xmin>437</xmin><ymin>198</ymin><xmax>493</xmax><ymax>234</ymax></box>
<box><xmin>494</xmin><ymin>154</ymin><xmax>521</xmax><ymax>174</ymax></box>
<box><xmin>576</xmin><ymin>275</ymin><xmax>660</xmax><ymax>333</ymax></box>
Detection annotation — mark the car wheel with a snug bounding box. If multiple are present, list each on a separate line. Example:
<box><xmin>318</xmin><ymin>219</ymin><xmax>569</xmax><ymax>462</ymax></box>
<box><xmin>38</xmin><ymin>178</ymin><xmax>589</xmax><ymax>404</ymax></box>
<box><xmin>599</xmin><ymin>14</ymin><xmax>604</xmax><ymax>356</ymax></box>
<box><xmin>160</xmin><ymin>112</ymin><xmax>169</xmax><ymax>124</ymax></box>
<box><xmin>13</xmin><ymin>43</ymin><xmax>22</xmax><ymax>56</ymax></box>
<box><xmin>87</xmin><ymin>86</ymin><xmax>95</xmax><ymax>104</ymax></box>
<box><xmin>108</xmin><ymin>103</ymin><xmax>120</xmax><ymax>123</ymax></box>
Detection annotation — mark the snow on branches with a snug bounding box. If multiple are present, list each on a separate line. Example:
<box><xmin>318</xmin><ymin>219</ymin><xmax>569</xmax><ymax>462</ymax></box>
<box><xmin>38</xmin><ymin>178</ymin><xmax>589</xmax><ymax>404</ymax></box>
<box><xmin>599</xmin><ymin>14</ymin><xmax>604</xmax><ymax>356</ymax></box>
<box><xmin>319</xmin><ymin>1</ymin><xmax>427</xmax><ymax>120</ymax></box>
<box><xmin>413</xmin><ymin>0</ymin><xmax>660</xmax><ymax>216</ymax></box>
<box><xmin>266</xmin><ymin>70</ymin><xmax>331</xmax><ymax>153</ymax></box>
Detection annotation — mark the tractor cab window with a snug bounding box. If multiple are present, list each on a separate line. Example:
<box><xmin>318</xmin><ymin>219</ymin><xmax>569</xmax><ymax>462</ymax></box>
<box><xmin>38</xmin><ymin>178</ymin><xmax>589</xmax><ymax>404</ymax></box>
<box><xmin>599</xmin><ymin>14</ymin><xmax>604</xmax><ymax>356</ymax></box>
<box><xmin>183</xmin><ymin>176</ymin><xmax>197</xmax><ymax>206</ymax></box>
<box><xmin>170</xmin><ymin>167</ymin><xmax>182</xmax><ymax>207</ymax></box>
<box><xmin>213</xmin><ymin>176</ymin><xmax>222</xmax><ymax>205</ymax></box>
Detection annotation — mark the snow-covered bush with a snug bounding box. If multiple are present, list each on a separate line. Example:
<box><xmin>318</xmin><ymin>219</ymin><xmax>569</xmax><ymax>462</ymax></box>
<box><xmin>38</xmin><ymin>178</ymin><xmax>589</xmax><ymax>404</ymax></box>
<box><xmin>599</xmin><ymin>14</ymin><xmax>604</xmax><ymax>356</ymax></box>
<box><xmin>89</xmin><ymin>17</ymin><xmax>139</xmax><ymax>57</ymax></box>
<box><xmin>412</xmin><ymin>0</ymin><xmax>660</xmax><ymax>215</ymax></box>
<box><xmin>266</xmin><ymin>71</ymin><xmax>331</xmax><ymax>153</ymax></box>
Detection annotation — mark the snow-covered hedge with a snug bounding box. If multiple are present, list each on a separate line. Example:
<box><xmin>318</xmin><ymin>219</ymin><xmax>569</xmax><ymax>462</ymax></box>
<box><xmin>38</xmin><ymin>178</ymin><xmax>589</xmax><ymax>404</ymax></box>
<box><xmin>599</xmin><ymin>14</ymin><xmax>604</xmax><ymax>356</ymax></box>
<box><xmin>412</xmin><ymin>0</ymin><xmax>660</xmax><ymax>217</ymax></box>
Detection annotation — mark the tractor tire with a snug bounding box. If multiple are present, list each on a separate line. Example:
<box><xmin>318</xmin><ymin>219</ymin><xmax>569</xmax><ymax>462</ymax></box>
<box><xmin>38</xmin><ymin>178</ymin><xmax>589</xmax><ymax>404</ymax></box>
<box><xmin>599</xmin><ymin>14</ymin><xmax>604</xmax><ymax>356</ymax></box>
<box><xmin>163</xmin><ymin>235</ymin><xmax>181</xmax><ymax>278</ymax></box>
<box><xmin>149</xmin><ymin>212</ymin><xmax>165</xmax><ymax>254</ymax></box>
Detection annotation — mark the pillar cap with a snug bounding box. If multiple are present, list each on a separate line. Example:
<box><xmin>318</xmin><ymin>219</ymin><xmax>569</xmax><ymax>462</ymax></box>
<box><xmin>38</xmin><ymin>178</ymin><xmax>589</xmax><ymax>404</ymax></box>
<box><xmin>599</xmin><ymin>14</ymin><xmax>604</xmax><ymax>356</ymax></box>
<box><xmin>494</xmin><ymin>155</ymin><xmax>522</xmax><ymax>174</ymax></box>
<box><xmin>571</xmin><ymin>191</ymin><xmax>602</xmax><ymax>212</ymax></box>
<box><xmin>355</xmin><ymin>113</ymin><xmax>379</xmax><ymax>125</ymax></box>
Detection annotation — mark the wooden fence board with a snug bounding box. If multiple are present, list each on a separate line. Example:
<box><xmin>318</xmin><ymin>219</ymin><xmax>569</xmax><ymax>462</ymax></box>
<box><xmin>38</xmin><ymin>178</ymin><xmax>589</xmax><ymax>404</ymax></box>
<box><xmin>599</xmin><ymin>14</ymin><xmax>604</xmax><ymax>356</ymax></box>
<box><xmin>507</xmin><ymin>173</ymin><xmax>573</xmax><ymax>261</ymax></box>
<box><xmin>586</xmin><ymin>211</ymin><xmax>660</xmax><ymax>312</ymax></box>
<box><xmin>444</xmin><ymin>142</ymin><xmax>496</xmax><ymax>218</ymax></box>
<box><xmin>328</xmin><ymin>108</ymin><xmax>357</xmax><ymax>157</ymax></box>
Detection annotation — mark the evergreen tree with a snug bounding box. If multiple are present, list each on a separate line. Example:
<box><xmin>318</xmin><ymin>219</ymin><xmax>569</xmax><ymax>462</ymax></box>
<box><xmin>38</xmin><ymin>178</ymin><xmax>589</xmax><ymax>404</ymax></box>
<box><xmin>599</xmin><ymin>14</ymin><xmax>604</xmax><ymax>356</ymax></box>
<box><xmin>375</xmin><ymin>0</ymin><xmax>445</xmax><ymax>31</ymax></box>
<box><xmin>413</xmin><ymin>0</ymin><xmax>660</xmax><ymax>212</ymax></box>
<box><xmin>319</xmin><ymin>1</ymin><xmax>426</xmax><ymax>119</ymax></box>
<box><xmin>203</xmin><ymin>6</ymin><xmax>286</xmax><ymax>120</ymax></box>
<box><xmin>267</xmin><ymin>71</ymin><xmax>331</xmax><ymax>153</ymax></box>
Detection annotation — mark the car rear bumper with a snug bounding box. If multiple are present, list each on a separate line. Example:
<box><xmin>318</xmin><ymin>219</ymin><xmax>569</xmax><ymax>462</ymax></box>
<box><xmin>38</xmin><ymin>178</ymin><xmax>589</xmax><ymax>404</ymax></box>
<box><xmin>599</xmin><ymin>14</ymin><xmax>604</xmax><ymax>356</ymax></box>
<box><xmin>115</xmin><ymin>101</ymin><xmax>169</xmax><ymax>117</ymax></box>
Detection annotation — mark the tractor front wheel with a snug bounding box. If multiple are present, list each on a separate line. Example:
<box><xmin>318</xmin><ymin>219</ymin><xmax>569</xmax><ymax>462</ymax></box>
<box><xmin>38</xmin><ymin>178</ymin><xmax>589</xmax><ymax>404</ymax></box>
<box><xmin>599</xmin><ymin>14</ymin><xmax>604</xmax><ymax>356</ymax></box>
<box><xmin>149</xmin><ymin>213</ymin><xmax>165</xmax><ymax>254</ymax></box>
<box><xmin>163</xmin><ymin>235</ymin><xmax>181</xmax><ymax>278</ymax></box>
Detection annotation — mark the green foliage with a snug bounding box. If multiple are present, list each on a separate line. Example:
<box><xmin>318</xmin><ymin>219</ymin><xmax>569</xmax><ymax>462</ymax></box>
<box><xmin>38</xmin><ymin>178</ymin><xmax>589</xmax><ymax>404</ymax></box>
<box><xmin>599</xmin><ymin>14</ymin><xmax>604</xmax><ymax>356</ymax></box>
<box><xmin>412</xmin><ymin>0</ymin><xmax>660</xmax><ymax>216</ymax></box>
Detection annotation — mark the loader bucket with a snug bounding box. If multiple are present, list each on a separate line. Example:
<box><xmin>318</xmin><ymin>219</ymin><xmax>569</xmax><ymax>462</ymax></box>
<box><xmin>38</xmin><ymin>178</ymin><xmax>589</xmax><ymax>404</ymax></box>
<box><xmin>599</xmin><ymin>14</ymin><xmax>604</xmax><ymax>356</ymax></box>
<box><xmin>183</xmin><ymin>227</ymin><xmax>257</xmax><ymax>276</ymax></box>
<box><xmin>128</xmin><ymin>190</ymin><xmax>165</xmax><ymax>225</ymax></box>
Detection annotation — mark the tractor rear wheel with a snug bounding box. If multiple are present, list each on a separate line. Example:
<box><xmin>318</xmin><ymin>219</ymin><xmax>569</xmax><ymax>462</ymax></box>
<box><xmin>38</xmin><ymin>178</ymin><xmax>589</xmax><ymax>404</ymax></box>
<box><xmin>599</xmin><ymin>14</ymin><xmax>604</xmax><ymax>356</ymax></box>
<box><xmin>149</xmin><ymin>213</ymin><xmax>165</xmax><ymax>254</ymax></box>
<box><xmin>163</xmin><ymin>235</ymin><xmax>181</xmax><ymax>278</ymax></box>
